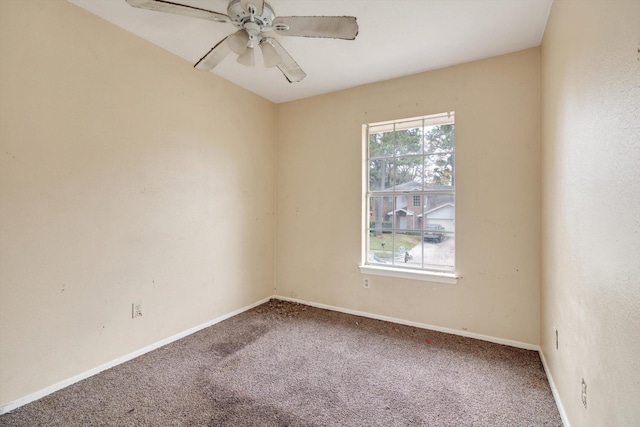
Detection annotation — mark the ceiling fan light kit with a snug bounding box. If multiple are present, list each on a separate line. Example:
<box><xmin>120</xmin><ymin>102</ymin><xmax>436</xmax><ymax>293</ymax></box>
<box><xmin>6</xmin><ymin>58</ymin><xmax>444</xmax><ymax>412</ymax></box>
<box><xmin>260</xmin><ymin>39</ymin><xmax>282</xmax><ymax>68</ymax></box>
<box><xmin>227</xmin><ymin>29</ymin><xmax>250</xmax><ymax>54</ymax></box>
<box><xmin>126</xmin><ymin>0</ymin><xmax>359</xmax><ymax>83</ymax></box>
<box><xmin>237</xmin><ymin>46</ymin><xmax>255</xmax><ymax>67</ymax></box>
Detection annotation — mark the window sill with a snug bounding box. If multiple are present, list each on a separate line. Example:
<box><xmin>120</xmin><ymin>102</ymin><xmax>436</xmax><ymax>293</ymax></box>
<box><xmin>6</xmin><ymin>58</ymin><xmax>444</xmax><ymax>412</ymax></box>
<box><xmin>359</xmin><ymin>265</ymin><xmax>459</xmax><ymax>284</ymax></box>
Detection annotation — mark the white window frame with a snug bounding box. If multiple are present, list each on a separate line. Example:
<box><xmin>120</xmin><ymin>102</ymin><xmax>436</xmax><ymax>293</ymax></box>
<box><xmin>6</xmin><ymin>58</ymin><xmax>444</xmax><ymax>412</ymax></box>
<box><xmin>360</xmin><ymin>112</ymin><xmax>459</xmax><ymax>284</ymax></box>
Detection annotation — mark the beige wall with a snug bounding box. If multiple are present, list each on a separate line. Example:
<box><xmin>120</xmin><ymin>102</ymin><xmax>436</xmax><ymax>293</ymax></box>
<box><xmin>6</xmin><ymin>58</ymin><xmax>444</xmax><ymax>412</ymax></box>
<box><xmin>540</xmin><ymin>1</ymin><xmax>640</xmax><ymax>425</ymax></box>
<box><xmin>7</xmin><ymin>0</ymin><xmax>638</xmax><ymax>421</ymax></box>
<box><xmin>276</xmin><ymin>49</ymin><xmax>541</xmax><ymax>346</ymax></box>
<box><xmin>0</xmin><ymin>0</ymin><xmax>276</xmax><ymax>407</ymax></box>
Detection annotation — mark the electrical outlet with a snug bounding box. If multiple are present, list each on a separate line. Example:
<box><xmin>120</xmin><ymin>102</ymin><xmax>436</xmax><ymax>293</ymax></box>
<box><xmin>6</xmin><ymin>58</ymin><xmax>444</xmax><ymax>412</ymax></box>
<box><xmin>554</xmin><ymin>327</ymin><xmax>558</xmax><ymax>349</ymax></box>
<box><xmin>363</xmin><ymin>278</ymin><xmax>370</xmax><ymax>289</ymax></box>
<box><xmin>581</xmin><ymin>378</ymin><xmax>587</xmax><ymax>408</ymax></box>
<box><xmin>132</xmin><ymin>301</ymin><xmax>143</xmax><ymax>319</ymax></box>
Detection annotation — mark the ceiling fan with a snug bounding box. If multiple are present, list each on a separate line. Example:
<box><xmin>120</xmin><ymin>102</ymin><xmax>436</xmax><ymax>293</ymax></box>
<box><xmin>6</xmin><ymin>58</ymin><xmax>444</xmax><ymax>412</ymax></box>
<box><xmin>126</xmin><ymin>0</ymin><xmax>359</xmax><ymax>83</ymax></box>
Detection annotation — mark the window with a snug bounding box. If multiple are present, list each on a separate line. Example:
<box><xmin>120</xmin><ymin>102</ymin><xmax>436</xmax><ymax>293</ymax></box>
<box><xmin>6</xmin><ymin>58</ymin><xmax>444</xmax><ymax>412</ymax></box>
<box><xmin>362</xmin><ymin>112</ymin><xmax>456</xmax><ymax>281</ymax></box>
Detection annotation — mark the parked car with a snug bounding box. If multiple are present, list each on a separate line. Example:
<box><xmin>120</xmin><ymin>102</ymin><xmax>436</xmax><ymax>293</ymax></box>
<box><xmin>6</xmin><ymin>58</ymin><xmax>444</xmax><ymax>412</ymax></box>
<box><xmin>424</xmin><ymin>224</ymin><xmax>445</xmax><ymax>243</ymax></box>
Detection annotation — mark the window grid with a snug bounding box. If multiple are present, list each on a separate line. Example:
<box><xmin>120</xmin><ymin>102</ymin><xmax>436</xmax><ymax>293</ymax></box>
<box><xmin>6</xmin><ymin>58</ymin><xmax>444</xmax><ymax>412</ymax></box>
<box><xmin>365</xmin><ymin>112</ymin><xmax>455</xmax><ymax>274</ymax></box>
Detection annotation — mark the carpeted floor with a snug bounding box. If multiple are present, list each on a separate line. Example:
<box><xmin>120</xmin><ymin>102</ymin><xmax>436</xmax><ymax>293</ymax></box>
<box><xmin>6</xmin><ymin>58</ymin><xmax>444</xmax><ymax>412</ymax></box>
<box><xmin>0</xmin><ymin>300</ymin><xmax>562</xmax><ymax>426</ymax></box>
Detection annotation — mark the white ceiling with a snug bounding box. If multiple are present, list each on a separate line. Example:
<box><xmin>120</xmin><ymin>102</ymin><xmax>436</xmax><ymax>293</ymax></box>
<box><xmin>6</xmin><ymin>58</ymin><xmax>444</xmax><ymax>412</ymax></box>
<box><xmin>68</xmin><ymin>0</ymin><xmax>553</xmax><ymax>103</ymax></box>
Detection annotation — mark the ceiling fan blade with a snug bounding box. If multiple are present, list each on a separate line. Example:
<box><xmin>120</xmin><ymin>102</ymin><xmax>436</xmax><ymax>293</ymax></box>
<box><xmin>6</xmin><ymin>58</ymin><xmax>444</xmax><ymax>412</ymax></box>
<box><xmin>126</xmin><ymin>0</ymin><xmax>229</xmax><ymax>23</ymax></box>
<box><xmin>264</xmin><ymin>38</ymin><xmax>306</xmax><ymax>83</ymax></box>
<box><xmin>240</xmin><ymin>0</ymin><xmax>264</xmax><ymax>16</ymax></box>
<box><xmin>194</xmin><ymin>37</ymin><xmax>231</xmax><ymax>70</ymax></box>
<box><xmin>273</xmin><ymin>16</ymin><xmax>358</xmax><ymax>40</ymax></box>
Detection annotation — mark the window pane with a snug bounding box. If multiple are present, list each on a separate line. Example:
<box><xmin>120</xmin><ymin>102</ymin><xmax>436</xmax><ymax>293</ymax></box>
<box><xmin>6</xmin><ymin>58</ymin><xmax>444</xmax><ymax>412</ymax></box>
<box><xmin>367</xmin><ymin>240</ymin><xmax>389</xmax><ymax>264</ymax></box>
<box><xmin>424</xmin><ymin>153</ymin><xmax>454</xmax><ymax>188</ymax></box>
<box><xmin>392</xmin><ymin>195</ymin><xmax>421</xmax><ymax>232</ymax></box>
<box><xmin>368</xmin><ymin>230</ymin><xmax>423</xmax><ymax>267</ymax></box>
<box><xmin>368</xmin><ymin>159</ymin><xmax>391</xmax><ymax>192</ymax></box>
<box><xmin>368</xmin><ymin>128</ymin><xmax>394</xmax><ymax>158</ymax></box>
<box><xmin>367</xmin><ymin>233</ymin><xmax>394</xmax><ymax>265</ymax></box>
<box><xmin>388</xmin><ymin>231</ymin><xmax>423</xmax><ymax>267</ymax></box>
<box><xmin>415</xmin><ymin>194</ymin><xmax>455</xmax><ymax>271</ymax></box>
<box><xmin>410</xmin><ymin>233</ymin><xmax>455</xmax><ymax>272</ymax></box>
<box><xmin>368</xmin><ymin>196</ymin><xmax>393</xmax><ymax>264</ymax></box>
<box><xmin>424</xmin><ymin>124</ymin><xmax>455</xmax><ymax>154</ymax></box>
<box><xmin>394</xmin><ymin>121</ymin><xmax>423</xmax><ymax>156</ymax></box>
<box><xmin>424</xmin><ymin>194</ymin><xmax>454</xmax><ymax>223</ymax></box>
<box><xmin>392</xmin><ymin>156</ymin><xmax>424</xmax><ymax>190</ymax></box>
<box><xmin>368</xmin><ymin>196</ymin><xmax>393</xmax><ymax>233</ymax></box>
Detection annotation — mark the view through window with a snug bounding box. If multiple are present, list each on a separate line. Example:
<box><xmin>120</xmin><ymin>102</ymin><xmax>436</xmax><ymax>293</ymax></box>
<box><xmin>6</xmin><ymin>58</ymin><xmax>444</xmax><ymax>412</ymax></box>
<box><xmin>365</xmin><ymin>112</ymin><xmax>455</xmax><ymax>273</ymax></box>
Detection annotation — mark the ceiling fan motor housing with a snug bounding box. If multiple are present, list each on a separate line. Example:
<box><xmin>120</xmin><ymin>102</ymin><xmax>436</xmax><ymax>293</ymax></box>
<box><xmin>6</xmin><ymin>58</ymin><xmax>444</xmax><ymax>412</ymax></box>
<box><xmin>227</xmin><ymin>0</ymin><xmax>276</xmax><ymax>44</ymax></box>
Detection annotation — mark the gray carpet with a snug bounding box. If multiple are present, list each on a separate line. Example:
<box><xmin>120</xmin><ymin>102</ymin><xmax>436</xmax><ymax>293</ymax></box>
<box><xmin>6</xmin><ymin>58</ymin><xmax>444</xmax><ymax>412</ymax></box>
<box><xmin>1</xmin><ymin>300</ymin><xmax>562</xmax><ymax>426</ymax></box>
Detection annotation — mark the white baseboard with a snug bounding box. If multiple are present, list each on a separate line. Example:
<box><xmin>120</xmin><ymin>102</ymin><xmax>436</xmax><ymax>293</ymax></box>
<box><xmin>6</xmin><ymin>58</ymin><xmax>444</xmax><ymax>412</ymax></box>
<box><xmin>0</xmin><ymin>297</ymin><xmax>271</xmax><ymax>415</ymax></box>
<box><xmin>274</xmin><ymin>295</ymin><xmax>540</xmax><ymax>351</ymax></box>
<box><xmin>539</xmin><ymin>349</ymin><xmax>570</xmax><ymax>427</ymax></box>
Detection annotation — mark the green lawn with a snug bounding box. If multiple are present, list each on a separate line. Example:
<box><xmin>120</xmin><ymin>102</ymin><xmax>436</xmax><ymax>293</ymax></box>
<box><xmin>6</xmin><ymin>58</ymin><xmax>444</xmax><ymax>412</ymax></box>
<box><xmin>369</xmin><ymin>233</ymin><xmax>421</xmax><ymax>257</ymax></box>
